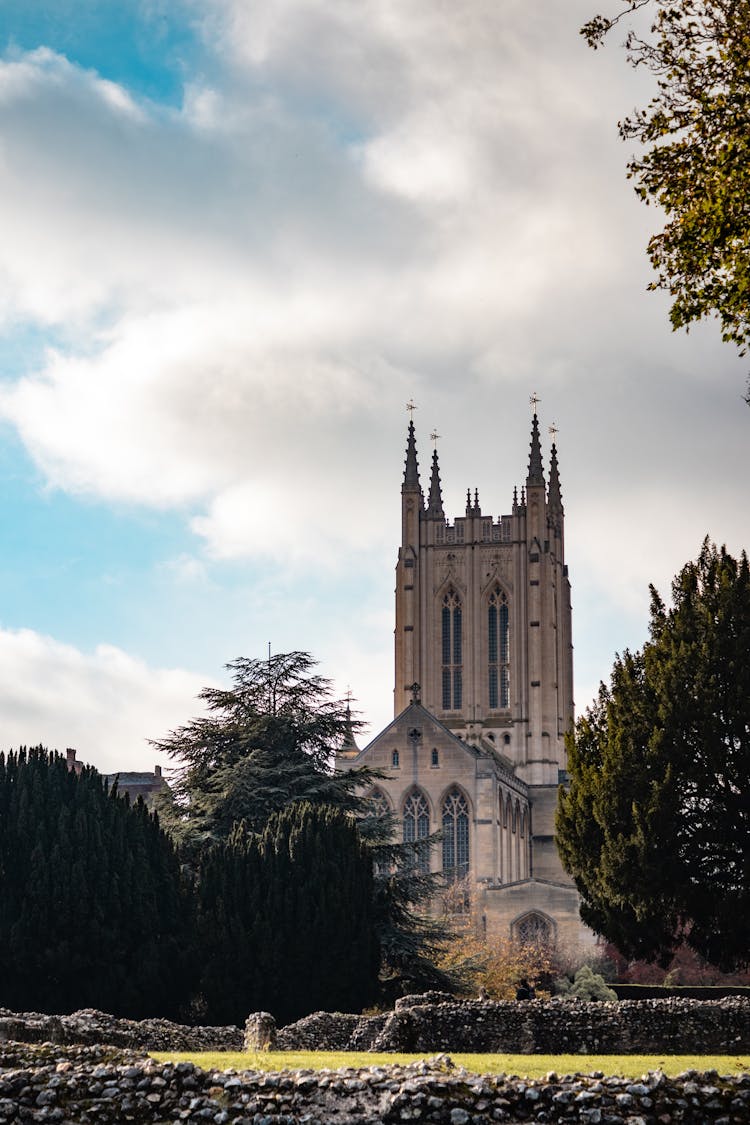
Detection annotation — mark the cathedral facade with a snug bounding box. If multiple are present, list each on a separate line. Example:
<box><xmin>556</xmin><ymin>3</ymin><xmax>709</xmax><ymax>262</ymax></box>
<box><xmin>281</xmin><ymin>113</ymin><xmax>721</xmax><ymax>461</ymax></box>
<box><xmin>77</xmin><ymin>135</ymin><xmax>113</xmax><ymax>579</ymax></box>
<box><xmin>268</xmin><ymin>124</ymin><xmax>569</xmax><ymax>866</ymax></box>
<box><xmin>337</xmin><ymin>409</ymin><xmax>593</xmax><ymax>949</ymax></box>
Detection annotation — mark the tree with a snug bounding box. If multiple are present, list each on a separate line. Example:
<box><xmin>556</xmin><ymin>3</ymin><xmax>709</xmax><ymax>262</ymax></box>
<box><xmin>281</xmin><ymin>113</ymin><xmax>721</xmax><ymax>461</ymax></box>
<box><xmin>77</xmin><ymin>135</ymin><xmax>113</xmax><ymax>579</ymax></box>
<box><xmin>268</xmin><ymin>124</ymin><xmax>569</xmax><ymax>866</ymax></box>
<box><xmin>583</xmin><ymin>1</ymin><xmax>750</xmax><ymax>392</ymax></box>
<box><xmin>556</xmin><ymin>540</ymin><xmax>750</xmax><ymax>969</ymax></box>
<box><xmin>0</xmin><ymin>747</ymin><xmax>189</xmax><ymax>1018</ymax></box>
<box><xmin>154</xmin><ymin>650</ymin><xmax>457</xmax><ymax>997</ymax></box>
<box><xmin>195</xmin><ymin>804</ymin><xmax>379</xmax><ymax>1025</ymax></box>
<box><xmin>152</xmin><ymin>651</ymin><xmax>375</xmax><ymax>856</ymax></box>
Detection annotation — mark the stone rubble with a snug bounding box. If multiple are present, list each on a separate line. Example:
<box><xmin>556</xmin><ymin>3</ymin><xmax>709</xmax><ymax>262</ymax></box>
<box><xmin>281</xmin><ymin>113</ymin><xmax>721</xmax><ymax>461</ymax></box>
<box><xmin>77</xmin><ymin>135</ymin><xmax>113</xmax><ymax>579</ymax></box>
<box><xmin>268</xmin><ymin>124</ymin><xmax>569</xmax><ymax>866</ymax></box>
<box><xmin>0</xmin><ymin>1042</ymin><xmax>748</xmax><ymax>1123</ymax></box>
<box><xmin>0</xmin><ymin>1008</ymin><xmax>242</xmax><ymax>1052</ymax></box>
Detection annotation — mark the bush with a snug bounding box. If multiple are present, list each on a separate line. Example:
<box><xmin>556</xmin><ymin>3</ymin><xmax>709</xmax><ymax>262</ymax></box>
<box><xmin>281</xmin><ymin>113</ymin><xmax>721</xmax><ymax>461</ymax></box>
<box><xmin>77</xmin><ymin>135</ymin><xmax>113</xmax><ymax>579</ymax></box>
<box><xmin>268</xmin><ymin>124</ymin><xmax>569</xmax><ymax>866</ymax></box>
<box><xmin>555</xmin><ymin>965</ymin><xmax>618</xmax><ymax>1002</ymax></box>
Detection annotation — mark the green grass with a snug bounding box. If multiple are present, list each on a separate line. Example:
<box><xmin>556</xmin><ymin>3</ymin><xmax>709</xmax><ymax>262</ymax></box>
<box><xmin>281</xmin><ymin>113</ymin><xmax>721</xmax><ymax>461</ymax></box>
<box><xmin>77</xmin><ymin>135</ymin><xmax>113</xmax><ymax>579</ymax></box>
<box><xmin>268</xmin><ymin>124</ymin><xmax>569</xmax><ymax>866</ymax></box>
<box><xmin>152</xmin><ymin>1050</ymin><xmax>750</xmax><ymax>1079</ymax></box>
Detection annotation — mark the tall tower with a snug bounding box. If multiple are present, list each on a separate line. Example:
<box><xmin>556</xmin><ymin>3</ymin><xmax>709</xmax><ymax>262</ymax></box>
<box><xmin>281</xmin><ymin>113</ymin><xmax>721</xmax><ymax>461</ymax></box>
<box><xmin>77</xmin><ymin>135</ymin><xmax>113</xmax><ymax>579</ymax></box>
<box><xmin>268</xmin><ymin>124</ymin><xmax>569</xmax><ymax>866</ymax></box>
<box><xmin>394</xmin><ymin>409</ymin><xmax>574</xmax><ymax>786</ymax></box>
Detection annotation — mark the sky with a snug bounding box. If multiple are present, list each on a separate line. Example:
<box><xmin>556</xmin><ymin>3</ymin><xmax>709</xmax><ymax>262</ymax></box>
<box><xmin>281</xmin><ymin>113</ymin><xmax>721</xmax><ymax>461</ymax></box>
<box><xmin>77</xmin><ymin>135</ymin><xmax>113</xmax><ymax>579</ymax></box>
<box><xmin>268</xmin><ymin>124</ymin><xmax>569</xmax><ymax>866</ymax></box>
<box><xmin>0</xmin><ymin>0</ymin><xmax>746</xmax><ymax>774</ymax></box>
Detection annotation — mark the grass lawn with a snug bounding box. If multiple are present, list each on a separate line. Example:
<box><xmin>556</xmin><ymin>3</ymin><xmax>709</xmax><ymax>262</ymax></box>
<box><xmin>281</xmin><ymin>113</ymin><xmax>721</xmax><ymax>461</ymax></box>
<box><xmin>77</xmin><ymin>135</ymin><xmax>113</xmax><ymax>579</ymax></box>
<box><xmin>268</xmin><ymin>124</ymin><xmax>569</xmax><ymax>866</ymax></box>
<box><xmin>152</xmin><ymin>1051</ymin><xmax>750</xmax><ymax>1079</ymax></box>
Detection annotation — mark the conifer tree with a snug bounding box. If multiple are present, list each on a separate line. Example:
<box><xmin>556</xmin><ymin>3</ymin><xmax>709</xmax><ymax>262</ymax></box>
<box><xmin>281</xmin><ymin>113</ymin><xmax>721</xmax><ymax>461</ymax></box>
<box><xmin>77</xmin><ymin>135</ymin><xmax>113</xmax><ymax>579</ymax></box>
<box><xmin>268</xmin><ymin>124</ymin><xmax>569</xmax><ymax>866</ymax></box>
<box><xmin>0</xmin><ymin>747</ymin><xmax>189</xmax><ymax>1017</ymax></box>
<box><xmin>155</xmin><ymin>650</ymin><xmax>456</xmax><ymax>998</ymax></box>
<box><xmin>195</xmin><ymin>803</ymin><xmax>379</xmax><ymax>1025</ymax></box>
<box><xmin>557</xmin><ymin>541</ymin><xmax>750</xmax><ymax>969</ymax></box>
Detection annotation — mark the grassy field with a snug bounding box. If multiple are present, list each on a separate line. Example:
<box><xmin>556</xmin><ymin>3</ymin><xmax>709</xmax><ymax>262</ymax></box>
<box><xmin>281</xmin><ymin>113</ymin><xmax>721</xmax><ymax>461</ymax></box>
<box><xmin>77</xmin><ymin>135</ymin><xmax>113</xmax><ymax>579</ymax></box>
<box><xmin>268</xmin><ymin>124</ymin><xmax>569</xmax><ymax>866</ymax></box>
<box><xmin>152</xmin><ymin>1051</ymin><xmax>750</xmax><ymax>1079</ymax></box>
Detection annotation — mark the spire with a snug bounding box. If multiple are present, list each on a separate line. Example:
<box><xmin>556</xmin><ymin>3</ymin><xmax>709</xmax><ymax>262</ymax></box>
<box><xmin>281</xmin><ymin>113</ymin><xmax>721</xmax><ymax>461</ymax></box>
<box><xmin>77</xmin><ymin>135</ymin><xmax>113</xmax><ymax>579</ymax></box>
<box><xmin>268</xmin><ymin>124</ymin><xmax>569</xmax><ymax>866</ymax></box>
<box><xmin>548</xmin><ymin>439</ymin><xmax>563</xmax><ymax>514</ymax></box>
<box><xmin>426</xmin><ymin>448</ymin><xmax>444</xmax><ymax>518</ymax></box>
<box><xmin>339</xmin><ymin>697</ymin><xmax>360</xmax><ymax>756</ymax></box>
<box><xmin>526</xmin><ymin>411</ymin><xmax>545</xmax><ymax>488</ymax></box>
<box><xmin>402</xmin><ymin>419</ymin><xmax>421</xmax><ymax>492</ymax></box>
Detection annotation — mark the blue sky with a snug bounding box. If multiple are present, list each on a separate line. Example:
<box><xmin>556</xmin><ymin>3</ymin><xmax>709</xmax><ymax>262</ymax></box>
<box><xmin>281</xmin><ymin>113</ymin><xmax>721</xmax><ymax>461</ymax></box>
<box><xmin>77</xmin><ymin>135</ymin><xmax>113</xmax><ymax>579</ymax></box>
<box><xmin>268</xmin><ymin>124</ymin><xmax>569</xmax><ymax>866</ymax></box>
<box><xmin>0</xmin><ymin>1</ymin><xmax>747</xmax><ymax>771</ymax></box>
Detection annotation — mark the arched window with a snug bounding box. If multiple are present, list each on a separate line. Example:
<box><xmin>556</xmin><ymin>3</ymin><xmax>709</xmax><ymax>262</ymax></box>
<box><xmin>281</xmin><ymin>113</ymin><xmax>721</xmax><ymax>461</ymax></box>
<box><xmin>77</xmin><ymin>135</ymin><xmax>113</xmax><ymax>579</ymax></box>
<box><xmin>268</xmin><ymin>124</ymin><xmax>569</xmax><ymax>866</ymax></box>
<box><xmin>442</xmin><ymin>787</ymin><xmax>470</xmax><ymax>881</ymax></box>
<box><xmin>392</xmin><ymin>749</ymin><xmax>400</xmax><ymax>768</ymax></box>
<box><xmin>513</xmin><ymin>911</ymin><xmax>554</xmax><ymax>946</ymax></box>
<box><xmin>441</xmin><ymin>588</ymin><xmax>463</xmax><ymax>710</ymax></box>
<box><xmin>488</xmin><ymin>586</ymin><xmax>510</xmax><ymax>709</ymax></box>
<box><xmin>431</xmin><ymin>748</ymin><xmax>439</xmax><ymax>767</ymax></box>
<box><xmin>403</xmin><ymin>789</ymin><xmax>431</xmax><ymax>873</ymax></box>
<box><xmin>367</xmin><ymin>788</ymin><xmax>392</xmax><ymax>818</ymax></box>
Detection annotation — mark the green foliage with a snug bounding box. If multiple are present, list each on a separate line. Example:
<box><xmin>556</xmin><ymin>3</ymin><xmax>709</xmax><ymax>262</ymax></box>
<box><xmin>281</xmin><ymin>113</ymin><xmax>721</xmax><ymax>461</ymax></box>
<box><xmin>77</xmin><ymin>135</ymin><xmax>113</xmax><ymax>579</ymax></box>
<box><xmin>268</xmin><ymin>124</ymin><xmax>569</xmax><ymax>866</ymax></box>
<box><xmin>154</xmin><ymin>650</ymin><xmax>457</xmax><ymax>1000</ymax></box>
<box><xmin>555</xmin><ymin>965</ymin><xmax>618</xmax><ymax>1002</ymax></box>
<box><xmin>557</xmin><ymin>540</ymin><xmax>750</xmax><ymax>970</ymax></box>
<box><xmin>0</xmin><ymin>747</ymin><xmax>189</xmax><ymax>1018</ymax></box>
<box><xmin>195</xmin><ymin>803</ymin><xmax>379</xmax><ymax>1025</ymax></box>
<box><xmin>582</xmin><ymin>1</ymin><xmax>750</xmax><ymax>380</ymax></box>
<box><xmin>152</xmin><ymin>652</ymin><xmax>374</xmax><ymax>857</ymax></box>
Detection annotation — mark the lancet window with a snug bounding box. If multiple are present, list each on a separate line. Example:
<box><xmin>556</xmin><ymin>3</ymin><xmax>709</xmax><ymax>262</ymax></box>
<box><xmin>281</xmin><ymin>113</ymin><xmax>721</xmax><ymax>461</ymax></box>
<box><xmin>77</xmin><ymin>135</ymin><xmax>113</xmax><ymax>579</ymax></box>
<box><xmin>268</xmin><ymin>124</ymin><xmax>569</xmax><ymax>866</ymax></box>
<box><xmin>488</xmin><ymin>586</ymin><xmax>510</xmax><ymax>709</ymax></box>
<box><xmin>403</xmin><ymin>789</ymin><xmax>431</xmax><ymax>873</ymax></box>
<box><xmin>442</xmin><ymin>787</ymin><xmax>470</xmax><ymax>882</ymax></box>
<box><xmin>441</xmin><ymin>588</ymin><xmax>463</xmax><ymax>710</ymax></box>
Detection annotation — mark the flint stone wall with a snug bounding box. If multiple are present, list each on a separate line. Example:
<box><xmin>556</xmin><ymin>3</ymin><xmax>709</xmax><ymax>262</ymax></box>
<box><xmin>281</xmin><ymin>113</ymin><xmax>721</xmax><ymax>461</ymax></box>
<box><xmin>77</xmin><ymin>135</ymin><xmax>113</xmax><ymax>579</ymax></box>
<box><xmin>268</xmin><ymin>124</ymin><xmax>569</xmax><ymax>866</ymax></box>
<box><xmin>261</xmin><ymin>996</ymin><xmax>750</xmax><ymax>1055</ymax></box>
<box><xmin>0</xmin><ymin>1042</ymin><xmax>749</xmax><ymax>1124</ymax></box>
<box><xmin>0</xmin><ymin>1007</ymin><xmax>242</xmax><ymax>1052</ymax></box>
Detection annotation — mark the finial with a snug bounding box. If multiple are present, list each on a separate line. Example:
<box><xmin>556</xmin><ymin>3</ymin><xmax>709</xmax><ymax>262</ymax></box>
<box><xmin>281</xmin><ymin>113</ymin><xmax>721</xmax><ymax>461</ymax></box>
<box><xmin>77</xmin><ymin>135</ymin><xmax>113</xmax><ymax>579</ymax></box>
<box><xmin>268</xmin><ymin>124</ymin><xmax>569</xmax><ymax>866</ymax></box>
<box><xmin>406</xmin><ymin>398</ymin><xmax>418</xmax><ymax>416</ymax></box>
<box><xmin>526</xmin><ymin>408</ymin><xmax>545</xmax><ymax>487</ymax></box>
<box><xmin>474</xmin><ymin>488</ymin><xmax>479</xmax><ymax>511</ymax></box>
<box><xmin>430</xmin><ymin>429</ymin><xmax>440</xmax><ymax>448</ymax></box>
<box><xmin>409</xmin><ymin>681</ymin><xmax>421</xmax><ymax>704</ymax></box>
<box><xmin>466</xmin><ymin>487</ymin><xmax>472</xmax><ymax>515</ymax></box>
<box><xmin>403</xmin><ymin>412</ymin><xmax>421</xmax><ymax>491</ymax></box>
<box><xmin>530</xmin><ymin>391</ymin><xmax>541</xmax><ymax>414</ymax></box>
<box><xmin>426</xmin><ymin>441</ymin><xmax>444</xmax><ymax>518</ymax></box>
<box><xmin>548</xmin><ymin>433</ymin><xmax>563</xmax><ymax>514</ymax></box>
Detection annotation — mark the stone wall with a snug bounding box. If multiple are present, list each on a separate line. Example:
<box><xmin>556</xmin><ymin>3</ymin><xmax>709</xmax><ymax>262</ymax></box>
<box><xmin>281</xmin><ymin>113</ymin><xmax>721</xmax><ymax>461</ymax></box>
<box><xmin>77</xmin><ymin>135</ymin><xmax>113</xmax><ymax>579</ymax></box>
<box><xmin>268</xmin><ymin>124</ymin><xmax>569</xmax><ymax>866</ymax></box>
<box><xmin>0</xmin><ymin>1007</ymin><xmax>242</xmax><ymax>1052</ymax></box>
<box><xmin>0</xmin><ymin>1041</ymin><xmax>748</xmax><ymax>1123</ymax></box>
<box><xmin>259</xmin><ymin>995</ymin><xmax>750</xmax><ymax>1055</ymax></box>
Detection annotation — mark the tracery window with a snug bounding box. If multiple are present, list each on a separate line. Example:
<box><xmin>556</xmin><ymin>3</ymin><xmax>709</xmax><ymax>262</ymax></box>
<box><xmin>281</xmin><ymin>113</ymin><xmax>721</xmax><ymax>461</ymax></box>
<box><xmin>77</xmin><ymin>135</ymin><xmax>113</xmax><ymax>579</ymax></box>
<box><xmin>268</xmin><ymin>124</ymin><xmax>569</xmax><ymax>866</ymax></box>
<box><xmin>441</xmin><ymin>588</ymin><xmax>463</xmax><ymax>710</ymax></box>
<box><xmin>403</xmin><ymin>789</ymin><xmax>431</xmax><ymax>873</ymax></box>
<box><xmin>488</xmin><ymin>586</ymin><xmax>510</xmax><ymax>709</ymax></box>
<box><xmin>513</xmin><ymin>911</ymin><xmax>554</xmax><ymax>946</ymax></box>
<box><xmin>366</xmin><ymin>788</ymin><xmax>393</xmax><ymax>875</ymax></box>
<box><xmin>367</xmin><ymin>788</ymin><xmax>391</xmax><ymax>818</ymax></box>
<box><xmin>442</xmin><ymin>787</ymin><xmax>470</xmax><ymax>881</ymax></box>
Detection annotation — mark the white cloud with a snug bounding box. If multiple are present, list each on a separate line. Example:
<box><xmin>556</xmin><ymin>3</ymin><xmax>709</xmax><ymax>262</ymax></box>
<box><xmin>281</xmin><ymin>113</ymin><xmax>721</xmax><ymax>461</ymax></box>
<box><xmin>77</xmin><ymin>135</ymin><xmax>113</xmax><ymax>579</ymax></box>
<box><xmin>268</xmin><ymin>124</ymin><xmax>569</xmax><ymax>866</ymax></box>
<box><xmin>0</xmin><ymin>627</ymin><xmax>211</xmax><ymax>774</ymax></box>
<box><xmin>0</xmin><ymin>0</ymin><xmax>747</xmax><ymax>740</ymax></box>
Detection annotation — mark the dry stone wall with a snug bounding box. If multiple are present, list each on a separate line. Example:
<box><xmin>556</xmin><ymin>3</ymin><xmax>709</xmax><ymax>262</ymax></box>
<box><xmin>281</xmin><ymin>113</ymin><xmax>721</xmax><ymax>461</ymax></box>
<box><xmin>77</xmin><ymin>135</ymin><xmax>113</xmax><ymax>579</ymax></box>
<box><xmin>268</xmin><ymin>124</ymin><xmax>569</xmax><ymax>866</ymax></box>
<box><xmin>0</xmin><ymin>1007</ymin><xmax>242</xmax><ymax>1052</ymax></box>
<box><xmin>262</xmin><ymin>996</ymin><xmax>750</xmax><ymax>1055</ymax></box>
<box><xmin>0</xmin><ymin>1042</ymin><xmax>748</xmax><ymax>1123</ymax></box>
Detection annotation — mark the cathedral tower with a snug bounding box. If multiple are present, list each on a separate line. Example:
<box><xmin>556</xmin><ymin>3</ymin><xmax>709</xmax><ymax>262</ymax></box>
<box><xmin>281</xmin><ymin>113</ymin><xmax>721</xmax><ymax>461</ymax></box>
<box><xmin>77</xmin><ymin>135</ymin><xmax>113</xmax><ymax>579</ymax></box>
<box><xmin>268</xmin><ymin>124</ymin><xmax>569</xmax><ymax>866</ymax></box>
<box><xmin>394</xmin><ymin>409</ymin><xmax>574</xmax><ymax>787</ymax></box>
<box><xmin>338</xmin><ymin>403</ymin><xmax>589</xmax><ymax>950</ymax></box>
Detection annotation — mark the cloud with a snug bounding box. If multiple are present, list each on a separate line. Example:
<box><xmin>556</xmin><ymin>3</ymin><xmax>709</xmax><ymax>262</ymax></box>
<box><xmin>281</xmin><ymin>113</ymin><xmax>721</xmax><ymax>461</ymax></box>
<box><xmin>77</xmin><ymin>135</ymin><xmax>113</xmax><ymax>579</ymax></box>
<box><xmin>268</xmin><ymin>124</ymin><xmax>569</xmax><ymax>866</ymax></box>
<box><xmin>0</xmin><ymin>0</ymin><xmax>746</xmax><ymax>737</ymax></box>
<box><xmin>0</xmin><ymin>627</ymin><xmax>211</xmax><ymax>773</ymax></box>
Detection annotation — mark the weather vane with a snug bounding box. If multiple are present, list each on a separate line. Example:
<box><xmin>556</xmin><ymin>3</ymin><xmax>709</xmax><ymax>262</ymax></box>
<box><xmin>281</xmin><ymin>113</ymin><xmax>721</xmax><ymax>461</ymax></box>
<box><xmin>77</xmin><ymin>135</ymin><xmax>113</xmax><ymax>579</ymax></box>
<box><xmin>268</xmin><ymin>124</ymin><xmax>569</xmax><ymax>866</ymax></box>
<box><xmin>529</xmin><ymin>391</ymin><xmax>540</xmax><ymax>413</ymax></box>
<box><xmin>406</xmin><ymin>399</ymin><xmax>418</xmax><ymax>416</ymax></box>
<box><xmin>430</xmin><ymin>429</ymin><xmax>441</xmax><ymax>448</ymax></box>
<box><xmin>548</xmin><ymin>423</ymin><xmax>558</xmax><ymax>442</ymax></box>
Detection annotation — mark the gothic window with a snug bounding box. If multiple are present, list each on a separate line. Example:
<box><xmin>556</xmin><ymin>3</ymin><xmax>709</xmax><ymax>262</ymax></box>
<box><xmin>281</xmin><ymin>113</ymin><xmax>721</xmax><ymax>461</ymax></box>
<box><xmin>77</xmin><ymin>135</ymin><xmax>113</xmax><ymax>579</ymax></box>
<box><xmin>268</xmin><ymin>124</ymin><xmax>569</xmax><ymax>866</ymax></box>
<box><xmin>403</xmin><ymin>789</ymin><xmax>431</xmax><ymax>874</ymax></box>
<box><xmin>392</xmin><ymin>749</ymin><xmax>400</xmax><ymax>768</ymax></box>
<box><xmin>431</xmin><ymin>748</ymin><xmax>439</xmax><ymax>767</ymax></box>
<box><xmin>488</xmin><ymin>586</ymin><xmax>510</xmax><ymax>709</ymax></box>
<box><xmin>442</xmin><ymin>787</ymin><xmax>470</xmax><ymax>882</ymax></box>
<box><xmin>513</xmin><ymin>911</ymin><xmax>554</xmax><ymax>946</ymax></box>
<box><xmin>367</xmin><ymin>788</ymin><xmax>391</xmax><ymax>818</ymax></box>
<box><xmin>441</xmin><ymin>588</ymin><xmax>463</xmax><ymax>710</ymax></box>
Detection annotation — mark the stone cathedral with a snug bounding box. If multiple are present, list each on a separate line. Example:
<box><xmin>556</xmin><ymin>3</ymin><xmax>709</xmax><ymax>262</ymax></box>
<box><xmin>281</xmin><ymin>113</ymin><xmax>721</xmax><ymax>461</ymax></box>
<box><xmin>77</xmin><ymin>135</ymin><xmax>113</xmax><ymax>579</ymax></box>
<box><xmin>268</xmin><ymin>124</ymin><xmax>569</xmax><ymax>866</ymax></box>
<box><xmin>337</xmin><ymin>409</ymin><xmax>593</xmax><ymax>949</ymax></box>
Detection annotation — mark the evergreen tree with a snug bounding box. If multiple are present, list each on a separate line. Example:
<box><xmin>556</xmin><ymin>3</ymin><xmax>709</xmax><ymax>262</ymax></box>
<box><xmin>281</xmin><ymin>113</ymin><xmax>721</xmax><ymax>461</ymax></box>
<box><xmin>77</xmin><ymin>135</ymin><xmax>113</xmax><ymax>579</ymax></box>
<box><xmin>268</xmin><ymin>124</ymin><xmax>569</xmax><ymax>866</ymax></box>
<box><xmin>154</xmin><ymin>650</ymin><xmax>456</xmax><ymax>997</ymax></box>
<box><xmin>0</xmin><ymin>747</ymin><xmax>189</xmax><ymax>1017</ymax></box>
<box><xmin>557</xmin><ymin>541</ymin><xmax>750</xmax><ymax>969</ymax></box>
<box><xmin>195</xmin><ymin>803</ymin><xmax>379</xmax><ymax>1025</ymax></box>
